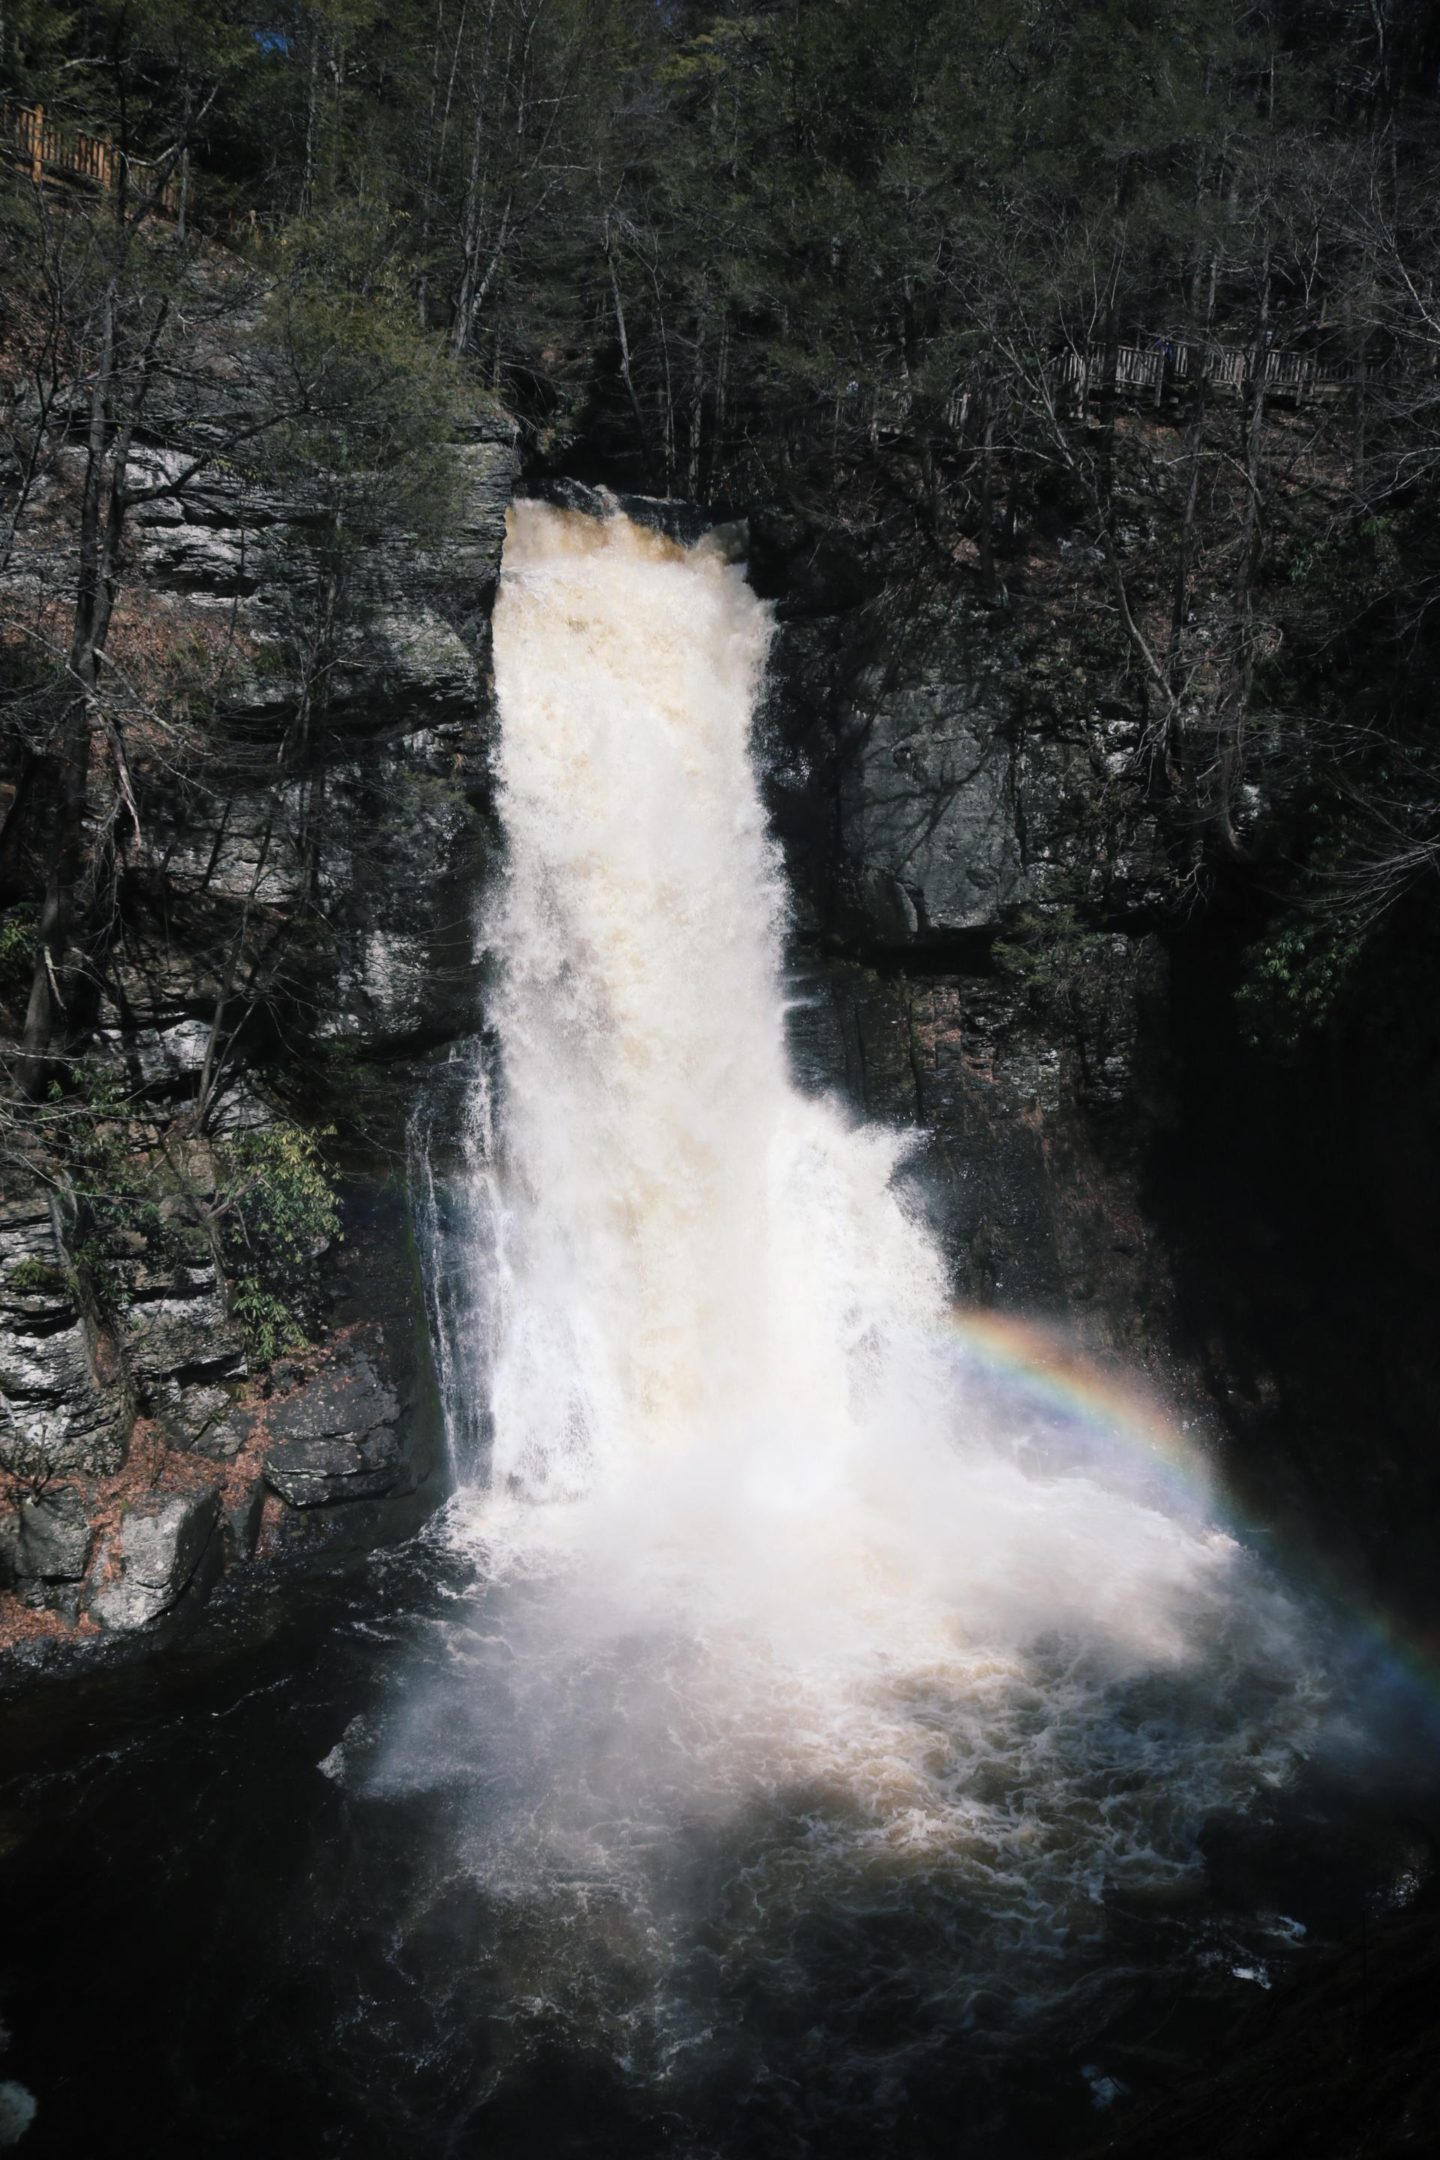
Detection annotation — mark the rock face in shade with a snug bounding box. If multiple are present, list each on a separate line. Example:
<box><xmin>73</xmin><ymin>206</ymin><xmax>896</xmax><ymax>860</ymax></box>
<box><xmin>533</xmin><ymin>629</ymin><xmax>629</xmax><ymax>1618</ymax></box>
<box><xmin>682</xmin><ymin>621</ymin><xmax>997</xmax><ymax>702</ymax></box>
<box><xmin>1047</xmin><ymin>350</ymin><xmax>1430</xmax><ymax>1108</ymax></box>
<box><xmin>0</xmin><ymin>1487</ymin><xmax>94</xmax><ymax>1606</ymax></box>
<box><xmin>838</xmin><ymin>682</ymin><xmax>1024</xmax><ymax>937</ymax></box>
<box><xmin>783</xmin><ymin>943</ymin><xmax>1174</xmax><ymax>1367</ymax></box>
<box><xmin>763</xmin><ymin>541</ymin><xmax>1184</xmax><ymax>1384</ymax></box>
<box><xmin>263</xmin><ymin>1344</ymin><xmax>407</xmax><ymax>1511</ymax></box>
<box><xmin>762</xmin><ymin>517</ymin><xmax>1440</xmax><ymax>1627</ymax></box>
<box><xmin>819</xmin><ymin>608</ymin><xmax>1171</xmax><ymax>952</ymax></box>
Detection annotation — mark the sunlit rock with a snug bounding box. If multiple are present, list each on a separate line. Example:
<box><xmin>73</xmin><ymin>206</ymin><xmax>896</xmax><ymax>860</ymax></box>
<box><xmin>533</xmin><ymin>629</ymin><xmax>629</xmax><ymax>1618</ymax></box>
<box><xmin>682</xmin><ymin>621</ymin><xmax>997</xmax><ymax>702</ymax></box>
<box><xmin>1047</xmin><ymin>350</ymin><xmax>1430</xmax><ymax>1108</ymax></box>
<box><xmin>89</xmin><ymin>1487</ymin><xmax>223</xmax><ymax>1630</ymax></box>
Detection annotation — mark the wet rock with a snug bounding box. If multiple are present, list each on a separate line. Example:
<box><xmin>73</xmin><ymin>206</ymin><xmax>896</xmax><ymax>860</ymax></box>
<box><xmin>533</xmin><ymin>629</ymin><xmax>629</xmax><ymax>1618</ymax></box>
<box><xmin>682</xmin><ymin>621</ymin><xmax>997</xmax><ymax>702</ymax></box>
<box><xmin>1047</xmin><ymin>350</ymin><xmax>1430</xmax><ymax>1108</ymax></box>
<box><xmin>263</xmin><ymin>1348</ymin><xmax>406</xmax><ymax>1508</ymax></box>
<box><xmin>264</xmin><ymin>1431</ymin><xmax>404</xmax><ymax>1508</ymax></box>
<box><xmin>1198</xmin><ymin>1806</ymin><xmax>1438</xmax><ymax>1935</ymax></box>
<box><xmin>518</xmin><ymin>476</ymin><xmax>718</xmax><ymax>547</ymax></box>
<box><xmin>222</xmin><ymin>1476</ymin><xmax>268</xmax><ymax>1561</ymax></box>
<box><xmin>267</xmin><ymin>1351</ymin><xmax>400</xmax><ymax>1446</ymax></box>
<box><xmin>858</xmin><ymin>865</ymin><xmax>921</xmax><ymax>941</ymax></box>
<box><xmin>89</xmin><ymin>1486</ymin><xmax>222</xmax><ymax>1631</ymax></box>
<box><xmin>317</xmin><ymin>1712</ymin><xmax>381</xmax><ymax>1786</ymax></box>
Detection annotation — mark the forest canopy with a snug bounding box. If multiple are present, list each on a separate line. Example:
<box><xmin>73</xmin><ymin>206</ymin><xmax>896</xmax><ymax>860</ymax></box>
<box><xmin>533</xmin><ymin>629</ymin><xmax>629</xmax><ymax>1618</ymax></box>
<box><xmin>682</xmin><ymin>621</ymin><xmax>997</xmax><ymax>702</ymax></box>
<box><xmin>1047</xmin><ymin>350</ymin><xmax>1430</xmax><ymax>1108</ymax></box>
<box><xmin>3</xmin><ymin>0</ymin><xmax>1440</xmax><ymax>1100</ymax></box>
<box><xmin>3</xmin><ymin>1</ymin><xmax>1438</xmax><ymax>505</ymax></box>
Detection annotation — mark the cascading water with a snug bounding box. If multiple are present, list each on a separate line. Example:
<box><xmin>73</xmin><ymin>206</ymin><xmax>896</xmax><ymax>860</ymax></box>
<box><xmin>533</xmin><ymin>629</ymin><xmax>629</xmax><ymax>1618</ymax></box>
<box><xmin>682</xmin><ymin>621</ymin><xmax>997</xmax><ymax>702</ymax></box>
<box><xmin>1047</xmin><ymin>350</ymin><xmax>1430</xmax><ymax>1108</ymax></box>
<box><xmin>470</xmin><ymin>502</ymin><xmax>1290</xmax><ymax>1626</ymax></box>
<box><xmin>484</xmin><ymin>499</ymin><xmax>912</xmax><ymax>1510</ymax></box>
<box><xmin>2</xmin><ymin>499</ymin><xmax>1397</xmax><ymax>2160</ymax></box>
<box><xmin>366</xmin><ymin>500</ymin><xmax>1333</xmax><ymax>2144</ymax></box>
<box><xmin>410</xmin><ymin>1037</ymin><xmax>500</xmax><ymax>1484</ymax></box>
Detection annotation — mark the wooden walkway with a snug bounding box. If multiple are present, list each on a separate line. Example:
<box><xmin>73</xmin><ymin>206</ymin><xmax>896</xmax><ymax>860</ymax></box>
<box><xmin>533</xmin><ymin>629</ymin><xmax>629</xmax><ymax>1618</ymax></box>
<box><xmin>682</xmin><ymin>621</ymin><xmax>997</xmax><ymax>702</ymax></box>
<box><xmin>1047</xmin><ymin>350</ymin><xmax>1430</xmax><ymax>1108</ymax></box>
<box><xmin>1</xmin><ymin>99</ymin><xmax>182</xmax><ymax>216</ymax></box>
<box><xmin>1055</xmin><ymin>337</ymin><xmax>1360</xmax><ymax>407</ymax></box>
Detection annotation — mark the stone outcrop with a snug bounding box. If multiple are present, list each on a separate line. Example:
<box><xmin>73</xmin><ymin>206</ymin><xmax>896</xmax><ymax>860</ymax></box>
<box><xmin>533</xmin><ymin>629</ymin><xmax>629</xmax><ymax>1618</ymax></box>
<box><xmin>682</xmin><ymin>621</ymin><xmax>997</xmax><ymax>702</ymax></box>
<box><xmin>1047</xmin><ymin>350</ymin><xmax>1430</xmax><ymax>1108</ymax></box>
<box><xmin>822</xmin><ymin>605</ymin><xmax>1169</xmax><ymax>950</ymax></box>
<box><xmin>89</xmin><ymin>1485</ymin><xmax>223</xmax><ymax>1631</ymax></box>
<box><xmin>0</xmin><ymin>1485</ymin><xmax>93</xmax><ymax>1609</ymax></box>
<box><xmin>839</xmin><ymin>674</ymin><xmax>1025</xmax><ymax>938</ymax></box>
<box><xmin>0</xmin><ymin>1230</ymin><xmax>127</xmax><ymax>1477</ymax></box>
<box><xmin>1</xmin><ymin>343</ymin><xmax>516</xmax><ymax>1637</ymax></box>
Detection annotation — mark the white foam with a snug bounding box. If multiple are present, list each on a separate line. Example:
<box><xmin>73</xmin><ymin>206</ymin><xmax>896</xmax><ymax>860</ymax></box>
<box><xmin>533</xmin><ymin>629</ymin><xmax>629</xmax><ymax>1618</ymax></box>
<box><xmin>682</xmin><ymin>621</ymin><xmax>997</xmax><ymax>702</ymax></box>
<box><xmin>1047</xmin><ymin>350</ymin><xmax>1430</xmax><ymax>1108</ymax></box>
<box><xmin>416</xmin><ymin>501</ymin><xmax>1326</xmax><ymax>1987</ymax></box>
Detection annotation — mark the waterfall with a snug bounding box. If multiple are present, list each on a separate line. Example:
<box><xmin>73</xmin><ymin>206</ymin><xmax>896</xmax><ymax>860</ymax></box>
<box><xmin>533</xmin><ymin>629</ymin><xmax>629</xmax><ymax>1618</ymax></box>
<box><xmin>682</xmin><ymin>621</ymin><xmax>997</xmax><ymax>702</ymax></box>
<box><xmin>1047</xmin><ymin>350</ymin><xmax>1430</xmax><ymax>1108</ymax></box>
<box><xmin>484</xmin><ymin>501</ymin><xmax>953</xmax><ymax>1520</ymax></box>
<box><xmin>419</xmin><ymin>499</ymin><xmax>1323</xmax><ymax>1990</ymax></box>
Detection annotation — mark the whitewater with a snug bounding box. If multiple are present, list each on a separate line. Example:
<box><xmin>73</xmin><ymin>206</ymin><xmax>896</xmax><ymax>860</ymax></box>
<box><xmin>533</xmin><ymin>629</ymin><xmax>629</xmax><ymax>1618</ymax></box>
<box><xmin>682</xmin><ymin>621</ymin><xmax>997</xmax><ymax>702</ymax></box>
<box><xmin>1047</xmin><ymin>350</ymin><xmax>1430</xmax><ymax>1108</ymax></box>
<box><xmin>378</xmin><ymin>498</ymin><xmax>1333</xmax><ymax>2143</ymax></box>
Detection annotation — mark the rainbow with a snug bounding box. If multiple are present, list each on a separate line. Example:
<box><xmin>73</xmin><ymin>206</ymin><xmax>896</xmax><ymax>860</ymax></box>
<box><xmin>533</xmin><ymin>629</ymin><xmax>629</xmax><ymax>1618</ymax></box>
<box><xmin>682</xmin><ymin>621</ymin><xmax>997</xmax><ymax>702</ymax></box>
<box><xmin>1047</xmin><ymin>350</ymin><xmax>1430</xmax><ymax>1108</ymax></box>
<box><xmin>932</xmin><ymin>1304</ymin><xmax>1223</xmax><ymax>1522</ymax></box>
<box><xmin>933</xmin><ymin>1305</ymin><xmax>1440</xmax><ymax>1748</ymax></box>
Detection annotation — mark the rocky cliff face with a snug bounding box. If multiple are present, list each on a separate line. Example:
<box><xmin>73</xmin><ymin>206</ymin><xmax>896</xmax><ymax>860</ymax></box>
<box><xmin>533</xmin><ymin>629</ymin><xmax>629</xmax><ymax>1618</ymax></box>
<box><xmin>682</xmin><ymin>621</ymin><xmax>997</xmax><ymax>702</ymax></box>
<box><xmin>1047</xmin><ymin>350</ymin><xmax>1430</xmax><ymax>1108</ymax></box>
<box><xmin>0</xmin><ymin>462</ymin><xmax>1237</xmax><ymax>1651</ymax></box>
<box><xmin>0</xmin><ymin>379</ymin><xmax>517</xmax><ymax>1645</ymax></box>
<box><xmin>4</xmin><ymin>460</ymin><xmax>1428</xmax><ymax>1657</ymax></box>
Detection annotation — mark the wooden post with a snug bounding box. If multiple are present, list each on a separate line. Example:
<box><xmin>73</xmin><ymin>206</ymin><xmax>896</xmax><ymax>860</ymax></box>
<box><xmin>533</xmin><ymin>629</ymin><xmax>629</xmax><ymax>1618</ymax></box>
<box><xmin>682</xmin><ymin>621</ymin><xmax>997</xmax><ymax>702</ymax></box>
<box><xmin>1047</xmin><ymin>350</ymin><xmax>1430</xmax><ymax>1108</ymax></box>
<box><xmin>30</xmin><ymin>103</ymin><xmax>43</xmax><ymax>184</ymax></box>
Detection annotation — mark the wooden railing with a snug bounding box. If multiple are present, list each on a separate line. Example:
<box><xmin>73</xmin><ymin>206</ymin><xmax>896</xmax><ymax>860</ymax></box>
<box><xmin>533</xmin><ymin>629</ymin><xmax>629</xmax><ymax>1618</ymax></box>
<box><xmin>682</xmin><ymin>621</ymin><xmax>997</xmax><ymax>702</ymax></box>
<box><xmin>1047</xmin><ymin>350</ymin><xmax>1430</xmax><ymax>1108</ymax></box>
<box><xmin>1</xmin><ymin>99</ymin><xmax>182</xmax><ymax>216</ymax></box>
<box><xmin>1055</xmin><ymin>336</ymin><xmax>1358</xmax><ymax>407</ymax></box>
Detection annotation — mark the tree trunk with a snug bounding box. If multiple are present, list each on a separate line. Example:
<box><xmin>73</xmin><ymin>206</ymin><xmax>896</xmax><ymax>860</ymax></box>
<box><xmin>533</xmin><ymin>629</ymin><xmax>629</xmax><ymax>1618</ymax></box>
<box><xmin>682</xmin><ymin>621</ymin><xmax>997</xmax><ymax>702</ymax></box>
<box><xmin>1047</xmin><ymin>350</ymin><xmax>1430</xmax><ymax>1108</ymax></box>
<box><xmin>606</xmin><ymin>233</ymin><xmax>649</xmax><ymax>466</ymax></box>
<box><xmin>18</xmin><ymin>274</ymin><xmax>166</xmax><ymax>1094</ymax></box>
<box><xmin>1216</xmin><ymin>248</ymin><xmax>1272</xmax><ymax>854</ymax></box>
<box><xmin>978</xmin><ymin>395</ymin><xmax>996</xmax><ymax>600</ymax></box>
<box><xmin>687</xmin><ymin>317</ymin><xmax>706</xmax><ymax>499</ymax></box>
<box><xmin>17</xmin><ymin>270</ymin><xmax>121</xmax><ymax>1096</ymax></box>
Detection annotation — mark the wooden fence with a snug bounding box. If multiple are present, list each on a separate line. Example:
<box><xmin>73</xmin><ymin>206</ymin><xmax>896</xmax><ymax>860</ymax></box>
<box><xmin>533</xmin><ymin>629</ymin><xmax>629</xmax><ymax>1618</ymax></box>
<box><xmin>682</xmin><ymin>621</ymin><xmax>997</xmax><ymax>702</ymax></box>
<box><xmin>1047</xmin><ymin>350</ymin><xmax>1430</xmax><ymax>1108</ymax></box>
<box><xmin>1</xmin><ymin>99</ymin><xmax>182</xmax><ymax>216</ymax></box>
<box><xmin>1056</xmin><ymin>336</ymin><xmax>1357</xmax><ymax>408</ymax></box>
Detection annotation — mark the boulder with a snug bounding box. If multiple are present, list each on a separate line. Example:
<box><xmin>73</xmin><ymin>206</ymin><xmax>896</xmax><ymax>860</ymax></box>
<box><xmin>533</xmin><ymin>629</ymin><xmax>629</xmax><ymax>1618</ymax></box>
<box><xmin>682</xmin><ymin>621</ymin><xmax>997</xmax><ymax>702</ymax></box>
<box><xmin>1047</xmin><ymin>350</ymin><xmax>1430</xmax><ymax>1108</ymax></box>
<box><xmin>89</xmin><ymin>1486</ymin><xmax>222</xmax><ymax>1630</ymax></box>
<box><xmin>4</xmin><ymin>1486</ymin><xmax>93</xmax><ymax>1591</ymax></box>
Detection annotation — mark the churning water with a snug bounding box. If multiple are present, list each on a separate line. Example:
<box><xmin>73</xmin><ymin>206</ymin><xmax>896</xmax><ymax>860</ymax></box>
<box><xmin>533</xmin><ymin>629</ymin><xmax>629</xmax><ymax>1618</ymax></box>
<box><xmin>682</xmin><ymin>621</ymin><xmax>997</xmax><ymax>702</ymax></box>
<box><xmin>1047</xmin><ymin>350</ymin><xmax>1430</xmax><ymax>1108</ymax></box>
<box><xmin>368</xmin><ymin>502</ymin><xmax>1337</xmax><ymax>2146</ymax></box>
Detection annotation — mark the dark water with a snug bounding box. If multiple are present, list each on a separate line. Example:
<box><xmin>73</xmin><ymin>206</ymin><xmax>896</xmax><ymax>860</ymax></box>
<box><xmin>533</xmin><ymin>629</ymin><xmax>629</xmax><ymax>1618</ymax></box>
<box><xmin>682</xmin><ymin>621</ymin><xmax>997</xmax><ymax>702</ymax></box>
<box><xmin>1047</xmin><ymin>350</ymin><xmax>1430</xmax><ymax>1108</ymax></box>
<box><xmin>0</xmin><ymin>1530</ymin><xmax>1433</xmax><ymax>2160</ymax></box>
